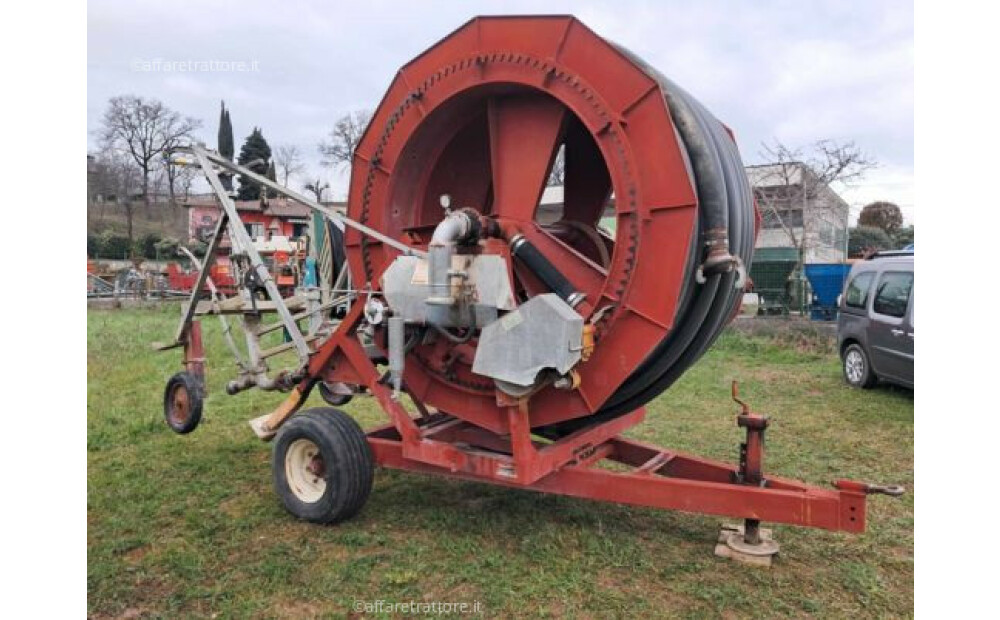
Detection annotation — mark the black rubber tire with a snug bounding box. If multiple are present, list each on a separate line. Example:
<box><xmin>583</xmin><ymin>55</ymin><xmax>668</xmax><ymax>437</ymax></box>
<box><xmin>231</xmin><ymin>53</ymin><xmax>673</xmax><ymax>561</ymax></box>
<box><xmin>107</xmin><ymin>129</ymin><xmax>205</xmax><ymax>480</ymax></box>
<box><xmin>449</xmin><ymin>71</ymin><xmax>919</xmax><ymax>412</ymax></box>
<box><xmin>272</xmin><ymin>408</ymin><xmax>374</xmax><ymax>524</ymax></box>
<box><xmin>163</xmin><ymin>371</ymin><xmax>203</xmax><ymax>434</ymax></box>
<box><xmin>318</xmin><ymin>381</ymin><xmax>354</xmax><ymax>407</ymax></box>
<box><xmin>843</xmin><ymin>343</ymin><xmax>877</xmax><ymax>389</ymax></box>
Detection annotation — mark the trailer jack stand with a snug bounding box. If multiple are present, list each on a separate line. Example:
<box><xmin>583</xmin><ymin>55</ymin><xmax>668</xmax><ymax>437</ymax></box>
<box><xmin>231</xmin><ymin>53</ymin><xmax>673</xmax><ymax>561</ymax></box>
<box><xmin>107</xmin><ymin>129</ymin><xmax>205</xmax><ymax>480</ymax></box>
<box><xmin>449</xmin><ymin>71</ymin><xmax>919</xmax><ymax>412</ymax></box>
<box><xmin>716</xmin><ymin>520</ymin><xmax>780</xmax><ymax>566</ymax></box>
<box><xmin>714</xmin><ymin>382</ymin><xmax>780</xmax><ymax>566</ymax></box>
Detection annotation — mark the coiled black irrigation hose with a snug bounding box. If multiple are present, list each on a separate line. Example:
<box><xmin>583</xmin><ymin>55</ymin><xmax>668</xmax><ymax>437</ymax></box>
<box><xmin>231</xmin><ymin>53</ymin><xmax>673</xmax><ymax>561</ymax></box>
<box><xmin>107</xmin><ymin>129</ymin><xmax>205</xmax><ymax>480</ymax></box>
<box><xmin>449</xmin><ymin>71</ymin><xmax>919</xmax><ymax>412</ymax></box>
<box><xmin>541</xmin><ymin>46</ymin><xmax>756</xmax><ymax>436</ymax></box>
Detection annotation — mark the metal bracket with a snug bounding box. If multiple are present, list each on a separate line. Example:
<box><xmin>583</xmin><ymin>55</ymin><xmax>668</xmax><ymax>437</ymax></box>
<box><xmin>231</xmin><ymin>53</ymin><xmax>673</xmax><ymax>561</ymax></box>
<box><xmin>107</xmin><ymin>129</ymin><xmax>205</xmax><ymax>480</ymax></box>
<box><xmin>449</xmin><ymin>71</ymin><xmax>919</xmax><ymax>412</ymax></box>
<box><xmin>178</xmin><ymin>245</ymin><xmax>248</xmax><ymax>373</ymax></box>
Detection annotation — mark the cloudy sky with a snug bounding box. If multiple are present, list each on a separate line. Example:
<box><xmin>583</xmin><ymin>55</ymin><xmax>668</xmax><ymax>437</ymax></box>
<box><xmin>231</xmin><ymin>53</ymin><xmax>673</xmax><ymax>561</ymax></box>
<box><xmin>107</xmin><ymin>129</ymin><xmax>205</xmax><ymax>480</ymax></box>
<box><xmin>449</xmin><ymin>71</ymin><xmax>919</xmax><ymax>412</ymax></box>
<box><xmin>88</xmin><ymin>0</ymin><xmax>913</xmax><ymax>223</ymax></box>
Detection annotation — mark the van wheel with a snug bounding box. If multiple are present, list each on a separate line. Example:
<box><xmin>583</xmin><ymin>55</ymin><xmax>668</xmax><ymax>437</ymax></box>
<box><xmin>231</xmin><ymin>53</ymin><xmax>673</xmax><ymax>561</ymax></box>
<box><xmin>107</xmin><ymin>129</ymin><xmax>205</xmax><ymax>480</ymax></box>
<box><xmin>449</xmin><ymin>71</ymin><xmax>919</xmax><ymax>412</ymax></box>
<box><xmin>272</xmin><ymin>408</ymin><xmax>373</xmax><ymax>524</ymax></box>
<box><xmin>843</xmin><ymin>344</ymin><xmax>877</xmax><ymax>388</ymax></box>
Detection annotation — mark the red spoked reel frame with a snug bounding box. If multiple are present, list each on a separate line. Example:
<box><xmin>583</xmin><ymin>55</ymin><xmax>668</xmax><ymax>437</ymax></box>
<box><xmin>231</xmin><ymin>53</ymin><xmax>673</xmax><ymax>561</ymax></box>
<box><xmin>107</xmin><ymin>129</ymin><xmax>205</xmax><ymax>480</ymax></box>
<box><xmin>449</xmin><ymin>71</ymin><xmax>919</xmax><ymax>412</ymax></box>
<box><xmin>345</xmin><ymin>16</ymin><xmax>701</xmax><ymax>432</ymax></box>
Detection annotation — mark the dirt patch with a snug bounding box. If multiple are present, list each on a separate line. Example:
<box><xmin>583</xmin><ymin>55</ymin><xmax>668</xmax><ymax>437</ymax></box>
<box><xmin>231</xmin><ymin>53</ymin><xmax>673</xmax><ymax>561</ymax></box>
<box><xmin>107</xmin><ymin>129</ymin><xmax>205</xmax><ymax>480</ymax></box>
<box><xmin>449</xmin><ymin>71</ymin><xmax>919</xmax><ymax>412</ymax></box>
<box><xmin>729</xmin><ymin>316</ymin><xmax>837</xmax><ymax>354</ymax></box>
<box><xmin>595</xmin><ymin>570</ymin><xmax>698</xmax><ymax>614</ymax></box>
<box><xmin>124</xmin><ymin>545</ymin><xmax>150</xmax><ymax>565</ymax></box>
<box><xmin>268</xmin><ymin>598</ymin><xmax>325</xmax><ymax>619</ymax></box>
<box><xmin>90</xmin><ymin>575</ymin><xmax>176</xmax><ymax>620</ymax></box>
<box><xmin>218</xmin><ymin>494</ymin><xmax>253</xmax><ymax>519</ymax></box>
<box><xmin>87</xmin><ymin>298</ymin><xmax>182</xmax><ymax>311</ymax></box>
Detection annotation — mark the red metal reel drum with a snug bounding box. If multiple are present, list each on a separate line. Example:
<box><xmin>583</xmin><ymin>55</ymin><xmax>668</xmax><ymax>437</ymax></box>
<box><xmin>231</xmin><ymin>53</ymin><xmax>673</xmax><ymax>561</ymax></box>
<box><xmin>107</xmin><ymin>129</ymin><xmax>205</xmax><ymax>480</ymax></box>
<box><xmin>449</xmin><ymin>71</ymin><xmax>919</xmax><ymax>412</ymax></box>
<box><xmin>346</xmin><ymin>16</ymin><xmax>736</xmax><ymax>433</ymax></box>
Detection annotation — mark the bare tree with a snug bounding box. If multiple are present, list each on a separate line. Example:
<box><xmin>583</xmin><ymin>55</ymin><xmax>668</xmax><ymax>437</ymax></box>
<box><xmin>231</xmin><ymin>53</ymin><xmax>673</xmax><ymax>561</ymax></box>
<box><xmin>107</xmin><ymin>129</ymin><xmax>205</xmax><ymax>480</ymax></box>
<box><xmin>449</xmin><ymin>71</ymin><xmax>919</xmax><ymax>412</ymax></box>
<box><xmin>547</xmin><ymin>145</ymin><xmax>566</xmax><ymax>187</ymax></box>
<box><xmin>304</xmin><ymin>178</ymin><xmax>330</xmax><ymax>203</ymax></box>
<box><xmin>161</xmin><ymin>133</ymin><xmax>200</xmax><ymax>206</ymax></box>
<box><xmin>752</xmin><ymin>139</ymin><xmax>875</xmax><ymax>310</ymax></box>
<box><xmin>753</xmin><ymin>140</ymin><xmax>874</xmax><ymax>256</ymax></box>
<box><xmin>88</xmin><ymin>152</ymin><xmax>131</xmax><ymax>205</ymax></box>
<box><xmin>175</xmin><ymin>161</ymin><xmax>198</xmax><ymax>201</ymax></box>
<box><xmin>319</xmin><ymin>110</ymin><xmax>372</xmax><ymax>169</ymax></box>
<box><xmin>275</xmin><ymin>145</ymin><xmax>306</xmax><ymax>185</ymax></box>
<box><xmin>98</xmin><ymin>95</ymin><xmax>201</xmax><ymax>244</ymax></box>
<box><xmin>90</xmin><ymin>146</ymin><xmax>144</xmax><ymax>240</ymax></box>
<box><xmin>152</xmin><ymin>154</ymin><xmax>197</xmax><ymax>206</ymax></box>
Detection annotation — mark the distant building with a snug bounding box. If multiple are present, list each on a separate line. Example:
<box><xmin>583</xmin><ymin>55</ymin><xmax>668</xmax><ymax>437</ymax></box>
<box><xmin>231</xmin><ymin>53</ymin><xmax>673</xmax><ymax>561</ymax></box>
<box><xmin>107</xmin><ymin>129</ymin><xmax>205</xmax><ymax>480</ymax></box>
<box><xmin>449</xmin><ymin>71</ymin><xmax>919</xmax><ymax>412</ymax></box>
<box><xmin>746</xmin><ymin>163</ymin><xmax>849</xmax><ymax>263</ymax></box>
<box><xmin>182</xmin><ymin>197</ymin><xmax>344</xmax><ymax>250</ymax></box>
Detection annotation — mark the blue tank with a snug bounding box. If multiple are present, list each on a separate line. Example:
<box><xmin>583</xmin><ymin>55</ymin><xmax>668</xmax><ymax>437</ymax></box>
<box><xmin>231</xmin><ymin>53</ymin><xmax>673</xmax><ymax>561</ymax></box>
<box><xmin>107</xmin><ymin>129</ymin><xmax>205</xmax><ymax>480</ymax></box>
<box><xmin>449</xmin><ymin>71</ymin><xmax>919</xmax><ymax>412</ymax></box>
<box><xmin>804</xmin><ymin>263</ymin><xmax>852</xmax><ymax>321</ymax></box>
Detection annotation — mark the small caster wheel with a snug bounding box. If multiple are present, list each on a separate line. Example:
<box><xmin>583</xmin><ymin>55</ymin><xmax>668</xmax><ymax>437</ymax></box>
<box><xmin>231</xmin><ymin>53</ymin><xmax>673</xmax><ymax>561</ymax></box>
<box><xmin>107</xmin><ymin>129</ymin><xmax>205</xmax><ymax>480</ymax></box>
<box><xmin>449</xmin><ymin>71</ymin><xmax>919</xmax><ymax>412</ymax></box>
<box><xmin>163</xmin><ymin>371</ymin><xmax>204</xmax><ymax>434</ymax></box>
<box><xmin>272</xmin><ymin>408</ymin><xmax>374</xmax><ymax>524</ymax></box>
<box><xmin>318</xmin><ymin>381</ymin><xmax>354</xmax><ymax>407</ymax></box>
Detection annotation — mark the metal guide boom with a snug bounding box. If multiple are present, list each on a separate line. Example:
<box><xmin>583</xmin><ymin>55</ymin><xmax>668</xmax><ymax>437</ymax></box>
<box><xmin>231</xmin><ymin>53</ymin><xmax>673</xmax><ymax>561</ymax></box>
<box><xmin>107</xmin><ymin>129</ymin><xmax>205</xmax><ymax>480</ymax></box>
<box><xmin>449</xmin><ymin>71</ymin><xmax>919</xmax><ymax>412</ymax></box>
<box><xmin>161</xmin><ymin>142</ymin><xmax>425</xmax><ymax>387</ymax></box>
<box><xmin>188</xmin><ymin>146</ymin><xmax>312</xmax><ymax>365</ymax></box>
<box><xmin>177</xmin><ymin>144</ymin><xmax>426</xmax><ymax>259</ymax></box>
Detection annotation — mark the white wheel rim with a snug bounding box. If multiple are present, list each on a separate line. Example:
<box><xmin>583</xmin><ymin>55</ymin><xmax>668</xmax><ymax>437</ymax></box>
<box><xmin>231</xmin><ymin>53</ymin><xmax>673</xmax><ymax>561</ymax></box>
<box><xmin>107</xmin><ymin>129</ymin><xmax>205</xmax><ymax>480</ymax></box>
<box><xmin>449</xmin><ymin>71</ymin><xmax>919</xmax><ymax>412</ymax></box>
<box><xmin>285</xmin><ymin>438</ymin><xmax>327</xmax><ymax>503</ymax></box>
<box><xmin>845</xmin><ymin>350</ymin><xmax>864</xmax><ymax>383</ymax></box>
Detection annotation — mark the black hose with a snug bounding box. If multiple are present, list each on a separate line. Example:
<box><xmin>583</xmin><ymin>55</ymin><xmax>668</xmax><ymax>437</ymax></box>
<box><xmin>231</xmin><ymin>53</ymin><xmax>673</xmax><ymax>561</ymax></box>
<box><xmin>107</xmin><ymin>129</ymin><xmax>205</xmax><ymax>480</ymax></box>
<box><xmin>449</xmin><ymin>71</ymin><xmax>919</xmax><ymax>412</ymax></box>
<box><xmin>538</xmin><ymin>44</ymin><xmax>755</xmax><ymax>436</ymax></box>
<box><xmin>404</xmin><ymin>325</ymin><xmax>426</xmax><ymax>353</ymax></box>
<box><xmin>429</xmin><ymin>302</ymin><xmax>477</xmax><ymax>344</ymax></box>
<box><xmin>510</xmin><ymin>234</ymin><xmax>585</xmax><ymax>307</ymax></box>
<box><xmin>431</xmin><ymin>322</ymin><xmax>475</xmax><ymax>344</ymax></box>
<box><xmin>326</xmin><ymin>220</ymin><xmax>347</xmax><ymax>284</ymax></box>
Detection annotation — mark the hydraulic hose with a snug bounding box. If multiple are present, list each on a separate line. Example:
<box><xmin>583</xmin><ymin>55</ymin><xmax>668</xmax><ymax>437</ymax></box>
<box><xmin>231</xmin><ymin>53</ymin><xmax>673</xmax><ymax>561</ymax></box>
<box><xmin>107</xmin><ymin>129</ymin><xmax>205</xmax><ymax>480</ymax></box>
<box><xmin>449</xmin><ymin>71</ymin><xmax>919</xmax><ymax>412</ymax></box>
<box><xmin>510</xmin><ymin>234</ymin><xmax>586</xmax><ymax>308</ymax></box>
<box><xmin>540</xmin><ymin>44</ymin><xmax>756</xmax><ymax>436</ymax></box>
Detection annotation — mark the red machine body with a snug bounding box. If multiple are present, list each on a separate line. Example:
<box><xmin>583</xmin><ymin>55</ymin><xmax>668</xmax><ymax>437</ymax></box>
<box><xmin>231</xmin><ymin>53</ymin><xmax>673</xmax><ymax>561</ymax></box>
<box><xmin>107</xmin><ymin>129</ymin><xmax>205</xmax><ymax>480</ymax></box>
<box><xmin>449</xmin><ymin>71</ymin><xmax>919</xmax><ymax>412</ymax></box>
<box><xmin>166</xmin><ymin>261</ymin><xmax>238</xmax><ymax>296</ymax></box>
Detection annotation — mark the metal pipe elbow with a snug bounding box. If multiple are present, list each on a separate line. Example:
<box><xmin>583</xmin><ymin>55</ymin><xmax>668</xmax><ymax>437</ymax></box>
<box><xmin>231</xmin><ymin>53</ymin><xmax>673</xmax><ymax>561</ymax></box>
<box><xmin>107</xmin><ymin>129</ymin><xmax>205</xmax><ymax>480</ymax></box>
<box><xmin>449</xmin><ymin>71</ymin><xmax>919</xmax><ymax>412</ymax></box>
<box><xmin>430</xmin><ymin>211</ymin><xmax>474</xmax><ymax>246</ymax></box>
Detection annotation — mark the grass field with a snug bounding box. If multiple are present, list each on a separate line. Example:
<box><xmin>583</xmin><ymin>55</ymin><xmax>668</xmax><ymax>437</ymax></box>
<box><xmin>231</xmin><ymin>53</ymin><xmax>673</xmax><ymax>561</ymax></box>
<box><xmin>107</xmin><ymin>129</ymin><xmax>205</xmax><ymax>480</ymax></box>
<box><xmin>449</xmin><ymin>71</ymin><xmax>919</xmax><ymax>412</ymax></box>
<box><xmin>87</xmin><ymin>306</ymin><xmax>913</xmax><ymax>618</ymax></box>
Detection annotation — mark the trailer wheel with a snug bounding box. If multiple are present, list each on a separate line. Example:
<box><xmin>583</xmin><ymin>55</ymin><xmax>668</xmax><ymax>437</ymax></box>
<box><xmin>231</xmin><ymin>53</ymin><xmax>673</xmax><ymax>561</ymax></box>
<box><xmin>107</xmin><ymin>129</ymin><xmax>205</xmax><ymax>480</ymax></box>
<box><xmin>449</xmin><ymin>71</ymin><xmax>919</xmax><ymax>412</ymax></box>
<box><xmin>272</xmin><ymin>408</ymin><xmax>373</xmax><ymax>524</ymax></box>
<box><xmin>163</xmin><ymin>371</ymin><xmax>203</xmax><ymax>434</ymax></box>
<box><xmin>318</xmin><ymin>381</ymin><xmax>353</xmax><ymax>407</ymax></box>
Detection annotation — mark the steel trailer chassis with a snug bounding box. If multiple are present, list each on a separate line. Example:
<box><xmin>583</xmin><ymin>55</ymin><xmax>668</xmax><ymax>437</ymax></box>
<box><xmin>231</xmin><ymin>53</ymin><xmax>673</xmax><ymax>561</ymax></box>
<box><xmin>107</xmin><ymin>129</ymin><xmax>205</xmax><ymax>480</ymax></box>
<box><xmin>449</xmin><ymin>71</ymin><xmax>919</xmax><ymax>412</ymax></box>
<box><xmin>161</xmin><ymin>145</ymin><xmax>902</xmax><ymax>565</ymax></box>
<box><xmin>173</xmin><ymin>293</ymin><xmax>902</xmax><ymax>565</ymax></box>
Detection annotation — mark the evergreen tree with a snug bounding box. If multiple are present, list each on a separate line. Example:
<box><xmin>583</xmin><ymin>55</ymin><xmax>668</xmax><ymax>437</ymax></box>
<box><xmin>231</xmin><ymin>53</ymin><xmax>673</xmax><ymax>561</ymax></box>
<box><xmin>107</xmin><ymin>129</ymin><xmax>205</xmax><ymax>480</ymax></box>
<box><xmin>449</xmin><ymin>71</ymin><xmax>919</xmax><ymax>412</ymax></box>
<box><xmin>848</xmin><ymin>225</ymin><xmax>892</xmax><ymax>258</ymax></box>
<box><xmin>892</xmin><ymin>225</ymin><xmax>914</xmax><ymax>250</ymax></box>
<box><xmin>265</xmin><ymin>160</ymin><xmax>278</xmax><ymax>199</ymax></box>
<box><xmin>218</xmin><ymin>102</ymin><xmax>234</xmax><ymax>159</ymax></box>
<box><xmin>218</xmin><ymin>101</ymin><xmax>235</xmax><ymax>191</ymax></box>
<box><xmin>236</xmin><ymin>127</ymin><xmax>273</xmax><ymax>200</ymax></box>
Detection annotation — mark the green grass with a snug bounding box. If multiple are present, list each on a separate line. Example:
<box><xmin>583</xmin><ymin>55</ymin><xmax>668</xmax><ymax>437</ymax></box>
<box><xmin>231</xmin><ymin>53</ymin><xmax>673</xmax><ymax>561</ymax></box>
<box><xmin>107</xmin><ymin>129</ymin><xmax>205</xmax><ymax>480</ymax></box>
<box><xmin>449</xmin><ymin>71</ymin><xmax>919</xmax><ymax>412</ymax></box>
<box><xmin>88</xmin><ymin>306</ymin><xmax>913</xmax><ymax>618</ymax></box>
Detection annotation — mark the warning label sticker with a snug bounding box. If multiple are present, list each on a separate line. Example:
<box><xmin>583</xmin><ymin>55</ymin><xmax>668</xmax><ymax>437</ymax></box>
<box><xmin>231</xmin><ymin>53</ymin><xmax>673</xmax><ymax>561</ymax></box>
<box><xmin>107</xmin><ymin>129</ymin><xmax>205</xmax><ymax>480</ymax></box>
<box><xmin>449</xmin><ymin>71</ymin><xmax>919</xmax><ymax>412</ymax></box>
<box><xmin>500</xmin><ymin>310</ymin><xmax>523</xmax><ymax>331</ymax></box>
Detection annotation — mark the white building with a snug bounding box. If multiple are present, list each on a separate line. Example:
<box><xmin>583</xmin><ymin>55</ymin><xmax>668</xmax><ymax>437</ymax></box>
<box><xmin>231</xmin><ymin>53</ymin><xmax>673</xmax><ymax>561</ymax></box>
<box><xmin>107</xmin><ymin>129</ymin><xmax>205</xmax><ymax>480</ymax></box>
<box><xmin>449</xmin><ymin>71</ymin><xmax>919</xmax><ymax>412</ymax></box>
<box><xmin>746</xmin><ymin>163</ymin><xmax>849</xmax><ymax>263</ymax></box>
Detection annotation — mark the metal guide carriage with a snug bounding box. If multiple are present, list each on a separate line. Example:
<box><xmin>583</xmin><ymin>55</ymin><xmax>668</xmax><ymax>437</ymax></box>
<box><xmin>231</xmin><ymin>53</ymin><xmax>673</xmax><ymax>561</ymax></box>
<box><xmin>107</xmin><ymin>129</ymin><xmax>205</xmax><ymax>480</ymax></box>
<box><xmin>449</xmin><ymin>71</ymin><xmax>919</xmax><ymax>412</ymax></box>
<box><xmin>154</xmin><ymin>16</ymin><xmax>901</xmax><ymax>564</ymax></box>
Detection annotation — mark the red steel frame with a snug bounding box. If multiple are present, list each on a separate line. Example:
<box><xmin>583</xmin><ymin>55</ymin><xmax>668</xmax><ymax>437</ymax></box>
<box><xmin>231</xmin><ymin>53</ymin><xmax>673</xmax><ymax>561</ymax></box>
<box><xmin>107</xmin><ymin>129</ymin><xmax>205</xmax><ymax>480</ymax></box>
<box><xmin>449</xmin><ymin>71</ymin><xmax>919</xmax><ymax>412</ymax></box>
<box><xmin>286</xmin><ymin>303</ymin><xmax>871</xmax><ymax>534</ymax></box>
<box><xmin>182</xmin><ymin>320</ymin><xmax>205</xmax><ymax>387</ymax></box>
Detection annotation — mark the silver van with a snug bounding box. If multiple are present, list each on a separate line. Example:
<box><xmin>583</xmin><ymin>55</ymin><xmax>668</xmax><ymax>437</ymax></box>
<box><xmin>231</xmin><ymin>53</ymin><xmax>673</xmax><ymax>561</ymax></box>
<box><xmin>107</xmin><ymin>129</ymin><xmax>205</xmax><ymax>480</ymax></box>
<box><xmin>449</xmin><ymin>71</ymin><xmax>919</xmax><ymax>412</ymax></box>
<box><xmin>837</xmin><ymin>251</ymin><xmax>914</xmax><ymax>389</ymax></box>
